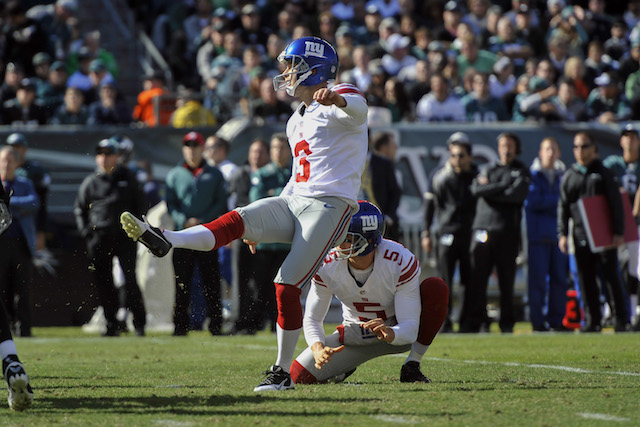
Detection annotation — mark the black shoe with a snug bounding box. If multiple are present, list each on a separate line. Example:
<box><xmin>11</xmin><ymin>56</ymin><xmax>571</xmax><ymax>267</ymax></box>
<box><xmin>253</xmin><ymin>365</ymin><xmax>294</xmax><ymax>392</ymax></box>
<box><xmin>550</xmin><ymin>325</ymin><xmax>572</xmax><ymax>332</ymax></box>
<box><xmin>103</xmin><ymin>326</ymin><xmax>119</xmax><ymax>337</ymax></box>
<box><xmin>120</xmin><ymin>212</ymin><xmax>172</xmax><ymax>257</ymax></box>
<box><xmin>135</xmin><ymin>327</ymin><xmax>145</xmax><ymax>337</ymax></box>
<box><xmin>634</xmin><ymin>321</ymin><xmax>640</xmax><ymax>332</ymax></box>
<box><xmin>614</xmin><ymin>322</ymin><xmax>630</xmax><ymax>333</ymax></box>
<box><xmin>400</xmin><ymin>361</ymin><xmax>431</xmax><ymax>383</ymax></box>
<box><xmin>532</xmin><ymin>325</ymin><xmax>549</xmax><ymax>332</ymax></box>
<box><xmin>580</xmin><ymin>324</ymin><xmax>602</xmax><ymax>333</ymax></box>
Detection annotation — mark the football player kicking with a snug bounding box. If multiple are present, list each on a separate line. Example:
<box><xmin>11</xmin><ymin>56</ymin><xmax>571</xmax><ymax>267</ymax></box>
<box><xmin>0</xmin><ymin>181</ymin><xmax>33</xmax><ymax>410</ymax></box>
<box><xmin>121</xmin><ymin>36</ymin><xmax>368</xmax><ymax>391</ymax></box>
<box><xmin>291</xmin><ymin>201</ymin><xmax>449</xmax><ymax>384</ymax></box>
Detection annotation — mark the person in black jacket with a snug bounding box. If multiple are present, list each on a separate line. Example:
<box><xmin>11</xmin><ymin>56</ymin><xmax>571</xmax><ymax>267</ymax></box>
<box><xmin>422</xmin><ymin>132</ymin><xmax>478</xmax><ymax>332</ymax></box>
<box><xmin>558</xmin><ymin>132</ymin><xmax>630</xmax><ymax>332</ymax></box>
<box><xmin>369</xmin><ymin>131</ymin><xmax>402</xmax><ymax>240</ymax></box>
<box><xmin>74</xmin><ymin>139</ymin><xmax>148</xmax><ymax>337</ymax></box>
<box><xmin>460</xmin><ymin>132</ymin><xmax>531</xmax><ymax>333</ymax></box>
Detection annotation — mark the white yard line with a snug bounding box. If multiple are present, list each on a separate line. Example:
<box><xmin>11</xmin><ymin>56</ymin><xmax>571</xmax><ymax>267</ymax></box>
<box><xmin>578</xmin><ymin>413</ymin><xmax>631</xmax><ymax>422</ymax></box>
<box><xmin>389</xmin><ymin>355</ymin><xmax>640</xmax><ymax>377</ymax></box>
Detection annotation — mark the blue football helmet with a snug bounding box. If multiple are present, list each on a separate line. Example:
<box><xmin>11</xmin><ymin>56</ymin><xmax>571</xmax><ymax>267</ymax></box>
<box><xmin>273</xmin><ymin>36</ymin><xmax>339</xmax><ymax>96</ymax></box>
<box><xmin>335</xmin><ymin>201</ymin><xmax>385</xmax><ymax>259</ymax></box>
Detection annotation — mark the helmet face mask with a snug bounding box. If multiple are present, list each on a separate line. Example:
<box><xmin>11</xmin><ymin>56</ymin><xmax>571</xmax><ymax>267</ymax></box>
<box><xmin>334</xmin><ymin>201</ymin><xmax>384</xmax><ymax>259</ymax></box>
<box><xmin>273</xmin><ymin>37</ymin><xmax>338</xmax><ymax>97</ymax></box>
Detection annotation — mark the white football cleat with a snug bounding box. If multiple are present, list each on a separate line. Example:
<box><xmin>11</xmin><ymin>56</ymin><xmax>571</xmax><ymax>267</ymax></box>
<box><xmin>120</xmin><ymin>211</ymin><xmax>172</xmax><ymax>257</ymax></box>
<box><xmin>4</xmin><ymin>361</ymin><xmax>33</xmax><ymax>411</ymax></box>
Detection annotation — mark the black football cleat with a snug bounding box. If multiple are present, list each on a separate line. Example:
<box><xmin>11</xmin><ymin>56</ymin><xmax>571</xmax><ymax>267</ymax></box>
<box><xmin>120</xmin><ymin>212</ymin><xmax>172</xmax><ymax>257</ymax></box>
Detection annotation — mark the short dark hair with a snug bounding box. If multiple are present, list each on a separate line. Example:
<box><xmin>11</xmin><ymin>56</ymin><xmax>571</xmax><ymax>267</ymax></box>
<box><xmin>371</xmin><ymin>131</ymin><xmax>395</xmax><ymax>152</ymax></box>
<box><xmin>207</xmin><ymin>135</ymin><xmax>230</xmax><ymax>153</ymax></box>
<box><xmin>497</xmin><ymin>132</ymin><xmax>522</xmax><ymax>155</ymax></box>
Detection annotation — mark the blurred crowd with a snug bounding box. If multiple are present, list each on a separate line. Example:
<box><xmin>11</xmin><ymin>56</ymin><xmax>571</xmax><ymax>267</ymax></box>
<box><xmin>0</xmin><ymin>0</ymin><xmax>639</xmax><ymax>126</ymax></box>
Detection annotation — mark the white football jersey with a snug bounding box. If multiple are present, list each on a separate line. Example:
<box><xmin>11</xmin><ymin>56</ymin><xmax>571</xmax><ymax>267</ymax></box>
<box><xmin>282</xmin><ymin>83</ymin><xmax>368</xmax><ymax>209</ymax></box>
<box><xmin>304</xmin><ymin>239</ymin><xmax>421</xmax><ymax>346</ymax></box>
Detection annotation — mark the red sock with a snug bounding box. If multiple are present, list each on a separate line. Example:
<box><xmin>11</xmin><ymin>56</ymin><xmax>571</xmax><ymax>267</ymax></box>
<box><xmin>290</xmin><ymin>360</ymin><xmax>317</xmax><ymax>384</ymax></box>
<box><xmin>275</xmin><ymin>283</ymin><xmax>303</xmax><ymax>330</ymax></box>
<box><xmin>202</xmin><ymin>210</ymin><xmax>245</xmax><ymax>250</ymax></box>
<box><xmin>417</xmin><ymin>277</ymin><xmax>449</xmax><ymax>345</ymax></box>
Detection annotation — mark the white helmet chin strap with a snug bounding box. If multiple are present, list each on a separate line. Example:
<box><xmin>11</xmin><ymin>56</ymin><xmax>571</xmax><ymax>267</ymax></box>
<box><xmin>286</xmin><ymin>69</ymin><xmax>313</xmax><ymax>97</ymax></box>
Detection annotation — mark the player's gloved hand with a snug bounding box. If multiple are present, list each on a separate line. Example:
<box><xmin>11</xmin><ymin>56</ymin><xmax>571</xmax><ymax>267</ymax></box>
<box><xmin>362</xmin><ymin>318</ymin><xmax>395</xmax><ymax>343</ymax></box>
<box><xmin>310</xmin><ymin>342</ymin><xmax>344</xmax><ymax>370</ymax></box>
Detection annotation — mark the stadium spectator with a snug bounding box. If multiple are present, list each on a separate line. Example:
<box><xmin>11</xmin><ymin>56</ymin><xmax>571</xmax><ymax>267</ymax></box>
<box><xmin>625</xmin><ymin>46</ymin><xmax>640</xmax><ymax>119</ymax></box>
<box><xmin>513</xmin><ymin>4</ymin><xmax>545</xmax><ymax>58</ymax></box>
<box><xmin>478</xmin><ymin>4</ymin><xmax>502</xmax><ymax>49</ymax></box>
<box><xmin>0</xmin><ymin>180</ymin><xmax>34</xmax><ymax>412</ymax></box>
<box><xmin>66</xmin><ymin>47</ymin><xmax>93</xmax><ymax>94</ymax></box>
<box><xmin>170</xmin><ymin>87</ymin><xmax>216</xmax><ymax>128</ymax></box>
<box><xmin>276</xmin><ymin>10</ymin><xmax>295</xmax><ymax>43</ymax></box>
<box><xmin>26</xmin><ymin>0</ymin><xmax>77</xmax><ymax>60</ymax></box>
<box><xmin>183</xmin><ymin>0</ymin><xmax>213</xmax><ymax>60</ymax></box>
<box><xmin>603</xmin><ymin>125</ymin><xmax>640</xmax><ymax>331</ymax></box>
<box><xmin>416</xmin><ymin>73</ymin><xmax>466</xmax><ymax>122</ymax></box>
<box><xmin>558</xmin><ymin>132</ymin><xmax>630</xmax><ymax>332</ymax></box>
<box><xmin>362</xmin><ymin>131</ymin><xmax>402</xmax><ymax>241</ymax></box>
<box><xmin>74</xmin><ymin>138</ymin><xmax>147</xmax><ymax>337</ymax></box>
<box><xmin>584</xmin><ymin>41</ymin><xmax>612</xmax><ymax>87</ymax></box>
<box><xmin>422</xmin><ymin>132</ymin><xmax>477</xmax><ymax>332</ymax></box>
<box><xmin>0</xmin><ymin>147</ymin><xmax>39</xmax><ymax>338</ymax></box>
<box><xmin>238</xmin><ymin>4</ymin><xmax>271</xmax><ymax>54</ymax></box>
<box><xmin>31</xmin><ymin>53</ymin><xmax>52</xmax><ymax>91</ymax></box>
<box><xmin>434</xmin><ymin>0</ymin><xmax>463</xmax><ymax>44</ymax></box>
<box><xmin>489</xmin><ymin>57</ymin><xmax>516</xmax><ymax>102</ymax></box>
<box><xmin>383</xmin><ymin>77</ymin><xmax>413</xmax><ymax>122</ymax></box>
<box><xmin>5</xmin><ymin>133</ymin><xmax>51</xmax><ymax>252</ymax></box>
<box><xmin>525</xmin><ymin>137</ymin><xmax>568</xmax><ymax>332</ymax></box>
<box><xmin>505</xmin><ymin>0</ymin><xmax>539</xmax><ymax>28</ymax></box>
<box><xmin>2</xmin><ymin>78</ymin><xmax>48</xmax><ymax>126</ymax></box>
<box><xmin>252</xmin><ymin>78</ymin><xmax>294</xmax><ymax>125</ymax></box>
<box><xmin>462</xmin><ymin>71</ymin><xmax>510</xmax><ymax>122</ymax></box>
<box><xmin>512</xmin><ymin>76</ymin><xmax>558</xmax><ymax>122</ymax></box>
<box><xmin>546</xmin><ymin>33</ymin><xmax>572</xmax><ymax>76</ymax></box>
<box><xmin>2</xmin><ymin>1</ymin><xmax>50</xmax><ymax>77</ymax></box>
<box><xmin>291</xmin><ymin>201</ymin><xmax>448</xmax><ymax>384</ymax></box>
<box><xmin>604</xmin><ymin>21</ymin><xmax>629</xmax><ymax>62</ymax></box>
<box><xmin>620</xmin><ymin>37</ymin><xmax>640</xmax><ymax>83</ymax></box>
<box><xmin>563</xmin><ymin>57</ymin><xmax>589</xmax><ymax>100</ymax></box>
<box><xmin>246</xmin><ymin>134</ymin><xmax>292</xmax><ymax>334</ymax></box>
<box><xmin>227</xmin><ymin>139</ymin><xmax>269</xmax><ymax>335</ymax></box>
<box><xmin>36</xmin><ymin>61</ymin><xmax>68</xmax><ymax>113</ymax></box>
<box><xmin>461</xmin><ymin>132</ymin><xmax>530</xmax><ymax>333</ymax></box>
<box><xmin>405</xmin><ymin>59</ymin><xmax>431</xmax><ymax>105</ymax></box>
<box><xmin>488</xmin><ymin>15</ymin><xmax>533</xmax><ymax>75</ymax></box>
<box><xmin>582</xmin><ymin>0</ymin><xmax>615</xmax><ymax>44</ymax></box>
<box><xmin>457</xmin><ymin>35</ymin><xmax>499</xmax><ymax>79</ymax></box>
<box><xmin>585</xmin><ymin>71</ymin><xmax>632</xmax><ymax>124</ymax></box>
<box><xmin>195</xmin><ymin>18</ymin><xmax>226</xmax><ymax>84</ymax></box>
<box><xmin>547</xmin><ymin>78</ymin><xmax>587</xmax><ymax>122</ymax></box>
<box><xmin>165</xmin><ymin>132</ymin><xmax>227</xmax><ymax>336</ymax></box>
<box><xmin>381</xmin><ymin>33</ymin><xmax>418</xmax><ymax>77</ymax></box>
<box><xmin>70</xmin><ymin>30</ymin><xmax>118</xmax><ymax>79</ymax></box>
<box><xmin>463</xmin><ymin>0</ymin><xmax>490</xmax><ymax>35</ymax></box>
<box><xmin>132</xmin><ymin>71</ymin><xmax>170</xmax><ymax>127</ymax></box>
<box><xmin>0</xmin><ymin>63</ymin><xmax>25</xmax><ymax>106</ymax></box>
<box><xmin>87</xmin><ymin>82</ymin><xmax>132</xmax><ymax>126</ymax></box>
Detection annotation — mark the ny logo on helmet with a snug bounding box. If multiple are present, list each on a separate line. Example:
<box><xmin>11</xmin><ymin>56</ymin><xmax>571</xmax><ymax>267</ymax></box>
<box><xmin>304</xmin><ymin>41</ymin><xmax>325</xmax><ymax>58</ymax></box>
<box><xmin>360</xmin><ymin>215</ymin><xmax>378</xmax><ymax>231</ymax></box>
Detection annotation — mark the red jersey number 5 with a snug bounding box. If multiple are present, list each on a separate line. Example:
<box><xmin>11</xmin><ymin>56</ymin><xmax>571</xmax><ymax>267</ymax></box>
<box><xmin>294</xmin><ymin>140</ymin><xmax>312</xmax><ymax>182</ymax></box>
<box><xmin>353</xmin><ymin>302</ymin><xmax>387</xmax><ymax>321</ymax></box>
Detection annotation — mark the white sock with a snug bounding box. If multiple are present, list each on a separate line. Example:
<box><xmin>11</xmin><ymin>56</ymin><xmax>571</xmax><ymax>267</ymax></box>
<box><xmin>164</xmin><ymin>225</ymin><xmax>216</xmax><ymax>251</ymax></box>
<box><xmin>0</xmin><ymin>339</ymin><xmax>18</xmax><ymax>361</ymax></box>
<box><xmin>630</xmin><ymin>294</ymin><xmax>638</xmax><ymax>324</ymax></box>
<box><xmin>275</xmin><ymin>325</ymin><xmax>301</xmax><ymax>373</ymax></box>
<box><xmin>405</xmin><ymin>342</ymin><xmax>429</xmax><ymax>364</ymax></box>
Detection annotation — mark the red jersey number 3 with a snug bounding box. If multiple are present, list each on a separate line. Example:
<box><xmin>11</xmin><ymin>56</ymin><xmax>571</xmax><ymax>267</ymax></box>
<box><xmin>294</xmin><ymin>140</ymin><xmax>312</xmax><ymax>182</ymax></box>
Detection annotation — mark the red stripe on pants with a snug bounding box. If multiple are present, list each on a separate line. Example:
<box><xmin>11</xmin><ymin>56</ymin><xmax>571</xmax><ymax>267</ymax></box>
<box><xmin>417</xmin><ymin>277</ymin><xmax>449</xmax><ymax>345</ymax></box>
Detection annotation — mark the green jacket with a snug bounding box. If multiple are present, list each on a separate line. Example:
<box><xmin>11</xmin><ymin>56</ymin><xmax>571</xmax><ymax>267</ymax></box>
<box><xmin>249</xmin><ymin>162</ymin><xmax>291</xmax><ymax>251</ymax></box>
<box><xmin>166</xmin><ymin>160</ymin><xmax>227</xmax><ymax>230</ymax></box>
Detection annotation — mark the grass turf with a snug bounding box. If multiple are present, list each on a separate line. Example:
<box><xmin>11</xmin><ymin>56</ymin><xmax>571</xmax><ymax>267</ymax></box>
<box><xmin>2</xmin><ymin>324</ymin><xmax>639</xmax><ymax>426</ymax></box>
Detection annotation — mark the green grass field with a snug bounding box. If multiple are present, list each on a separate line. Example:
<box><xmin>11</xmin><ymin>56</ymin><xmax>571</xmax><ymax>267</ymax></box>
<box><xmin>3</xmin><ymin>325</ymin><xmax>639</xmax><ymax>426</ymax></box>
